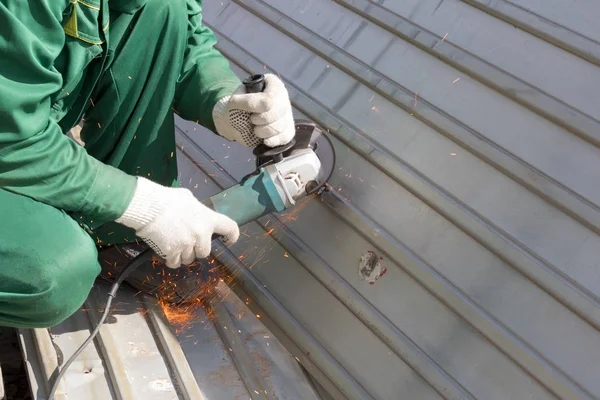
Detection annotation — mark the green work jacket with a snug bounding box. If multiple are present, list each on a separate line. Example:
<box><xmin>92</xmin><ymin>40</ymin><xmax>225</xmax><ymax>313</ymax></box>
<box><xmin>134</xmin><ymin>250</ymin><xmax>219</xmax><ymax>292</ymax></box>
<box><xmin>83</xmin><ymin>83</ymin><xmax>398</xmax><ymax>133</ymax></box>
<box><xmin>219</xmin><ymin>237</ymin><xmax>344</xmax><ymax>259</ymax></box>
<box><xmin>0</xmin><ymin>0</ymin><xmax>240</xmax><ymax>222</ymax></box>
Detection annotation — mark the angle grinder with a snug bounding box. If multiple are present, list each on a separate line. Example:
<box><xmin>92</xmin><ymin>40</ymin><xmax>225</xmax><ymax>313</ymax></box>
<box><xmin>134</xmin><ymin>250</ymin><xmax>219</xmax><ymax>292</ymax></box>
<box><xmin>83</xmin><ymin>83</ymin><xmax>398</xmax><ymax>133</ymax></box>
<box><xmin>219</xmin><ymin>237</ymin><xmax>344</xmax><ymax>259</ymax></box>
<box><xmin>201</xmin><ymin>74</ymin><xmax>335</xmax><ymax>228</ymax></box>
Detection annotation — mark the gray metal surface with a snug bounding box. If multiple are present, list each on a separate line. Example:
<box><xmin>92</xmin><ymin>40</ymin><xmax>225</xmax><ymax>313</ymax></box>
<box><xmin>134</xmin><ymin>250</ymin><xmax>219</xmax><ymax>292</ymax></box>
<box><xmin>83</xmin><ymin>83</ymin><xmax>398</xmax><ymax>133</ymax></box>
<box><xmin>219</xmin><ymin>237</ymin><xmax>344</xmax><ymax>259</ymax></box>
<box><xmin>189</xmin><ymin>0</ymin><xmax>599</xmax><ymax>398</ymax></box>
<box><xmin>19</xmin><ymin>279</ymin><xmax>321</xmax><ymax>399</ymax></box>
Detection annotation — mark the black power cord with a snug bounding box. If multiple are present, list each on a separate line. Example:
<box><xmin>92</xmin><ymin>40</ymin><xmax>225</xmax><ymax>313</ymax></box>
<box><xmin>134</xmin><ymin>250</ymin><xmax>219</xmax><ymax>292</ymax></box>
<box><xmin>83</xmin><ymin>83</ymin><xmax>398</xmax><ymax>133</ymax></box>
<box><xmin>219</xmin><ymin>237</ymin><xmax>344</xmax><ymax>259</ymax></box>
<box><xmin>47</xmin><ymin>247</ymin><xmax>154</xmax><ymax>400</ymax></box>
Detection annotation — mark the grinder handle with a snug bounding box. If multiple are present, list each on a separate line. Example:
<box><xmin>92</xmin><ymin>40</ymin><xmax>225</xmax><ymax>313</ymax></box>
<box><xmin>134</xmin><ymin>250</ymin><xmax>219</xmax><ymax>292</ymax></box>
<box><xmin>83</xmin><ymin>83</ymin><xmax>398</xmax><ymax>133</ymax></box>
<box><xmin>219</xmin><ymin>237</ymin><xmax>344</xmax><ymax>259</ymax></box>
<box><xmin>243</xmin><ymin>74</ymin><xmax>266</xmax><ymax>93</ymax></box>
<box><xmin>202</xmin><ymin>169</ymin><xmax>288</xmax><ymax>241</ymax></box>
<box><xmin>242</xmin><ymin>73</ymin><xmax>297</xmax><ymax>163</ymax></box>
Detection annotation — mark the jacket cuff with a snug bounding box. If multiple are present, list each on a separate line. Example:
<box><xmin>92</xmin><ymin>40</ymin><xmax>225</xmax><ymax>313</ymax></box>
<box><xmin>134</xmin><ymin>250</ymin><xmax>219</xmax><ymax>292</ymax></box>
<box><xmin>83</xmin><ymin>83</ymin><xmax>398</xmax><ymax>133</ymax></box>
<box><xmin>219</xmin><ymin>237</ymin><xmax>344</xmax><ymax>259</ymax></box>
<box><xmin>76</xmin><ymin>159</ymin><xmax>138</xmax><ymax>223</ymax></box>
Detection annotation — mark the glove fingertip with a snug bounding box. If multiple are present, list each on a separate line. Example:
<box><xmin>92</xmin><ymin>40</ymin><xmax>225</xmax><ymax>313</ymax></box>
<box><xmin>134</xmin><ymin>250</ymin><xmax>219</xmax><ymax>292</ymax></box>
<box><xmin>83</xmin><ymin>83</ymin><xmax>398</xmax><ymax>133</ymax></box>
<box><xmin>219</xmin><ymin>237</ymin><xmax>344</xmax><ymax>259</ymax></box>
<box><xmin>262</xmin><ymin>136</ymin><xmax>282</xmax><ymax>148</ymax></box>
<box><xmin>181</xmin><ymin>248</ymin><xmax>196</xmax><ymax>265</ymax></box>
<box><xmin>166</xmin><ymin>254</ymin><xmax>182</xmax><ymax>269</ymax></box>
<box><xmin>216</xmin><ymin>216</ymin><xmax>240</xmax><ymax>244</ymax></box>
<box><xmin>194</xmin><ymin>241</ymin><xmax>211</xmax><ymax>260</ymax></box>
<box><xmin>254</xmin><ymin>124</ymin><xmax>279</xmax><ymax>139</ymax></box>
<box><xmin>227</xmin><ymin>227</ymin><xmax>240</xmax><ymax>244</ymax></box>
<box><xmin>263</xmin><ymin>128</ymin><xmax>294</xmax><ymax>147</ymax></box>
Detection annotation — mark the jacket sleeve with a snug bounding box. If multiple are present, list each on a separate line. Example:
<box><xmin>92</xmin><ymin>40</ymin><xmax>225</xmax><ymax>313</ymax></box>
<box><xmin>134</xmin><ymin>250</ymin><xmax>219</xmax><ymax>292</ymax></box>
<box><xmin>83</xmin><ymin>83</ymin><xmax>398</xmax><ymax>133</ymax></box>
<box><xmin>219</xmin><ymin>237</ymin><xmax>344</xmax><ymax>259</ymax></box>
<box><xmin>173</xmin><ymin>0</ymin><xmax>241</xmax><ymax>133</ymax></box>
<box><xmin>0</xmin><ymin>1</ymin><xmax>137</xmax><ymax>222</ymax></box>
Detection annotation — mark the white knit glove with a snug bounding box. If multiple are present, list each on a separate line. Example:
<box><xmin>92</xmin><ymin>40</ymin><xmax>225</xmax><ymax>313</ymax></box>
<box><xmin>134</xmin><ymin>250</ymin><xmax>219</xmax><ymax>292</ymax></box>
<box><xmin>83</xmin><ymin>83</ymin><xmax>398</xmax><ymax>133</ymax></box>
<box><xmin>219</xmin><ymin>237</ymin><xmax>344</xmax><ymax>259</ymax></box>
<box><xmin>116</xmin><ymin>177</ymin><xmax>240</xmax><ymax>268</ymax></box>
<box><xmin>212</xmin><ymin>73</ymin><xmax>295</xmax><ymax>148</ymax></box>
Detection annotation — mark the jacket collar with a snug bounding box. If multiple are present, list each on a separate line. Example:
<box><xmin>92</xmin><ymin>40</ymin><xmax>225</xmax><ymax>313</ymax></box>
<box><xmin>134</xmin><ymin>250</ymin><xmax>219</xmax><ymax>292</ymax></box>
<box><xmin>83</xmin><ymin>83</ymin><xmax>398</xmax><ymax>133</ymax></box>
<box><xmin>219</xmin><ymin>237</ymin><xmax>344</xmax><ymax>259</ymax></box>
<box><xmin>108</xmin><ymin>0</ymin><xmax>148</xmax><ymax>14</ymax></box>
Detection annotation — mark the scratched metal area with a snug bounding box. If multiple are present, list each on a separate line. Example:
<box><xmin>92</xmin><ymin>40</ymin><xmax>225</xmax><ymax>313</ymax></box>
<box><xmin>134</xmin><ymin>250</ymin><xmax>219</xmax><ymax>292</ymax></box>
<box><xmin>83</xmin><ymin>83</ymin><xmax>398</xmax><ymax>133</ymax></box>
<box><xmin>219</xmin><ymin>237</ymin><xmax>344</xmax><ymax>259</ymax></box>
<box><xmin>18</xmin><ymin>279</ymin><xmax>321</xmax><ymax>400</ymax></box>
<box><xmin>188</xmin><ymin>0</ymin><xmax>600</xmax><ymax>399</ymax></box>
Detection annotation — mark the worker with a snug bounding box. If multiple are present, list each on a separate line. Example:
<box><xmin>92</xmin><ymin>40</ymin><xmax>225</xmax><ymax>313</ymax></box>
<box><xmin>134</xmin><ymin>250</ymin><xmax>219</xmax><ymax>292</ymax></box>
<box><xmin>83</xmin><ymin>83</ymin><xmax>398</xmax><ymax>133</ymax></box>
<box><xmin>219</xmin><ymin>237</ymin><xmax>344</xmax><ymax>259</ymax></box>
<box><xmin>0</xmin><ymin>0</ymin><xmax>295</xmax><ymax>328</ymax></box>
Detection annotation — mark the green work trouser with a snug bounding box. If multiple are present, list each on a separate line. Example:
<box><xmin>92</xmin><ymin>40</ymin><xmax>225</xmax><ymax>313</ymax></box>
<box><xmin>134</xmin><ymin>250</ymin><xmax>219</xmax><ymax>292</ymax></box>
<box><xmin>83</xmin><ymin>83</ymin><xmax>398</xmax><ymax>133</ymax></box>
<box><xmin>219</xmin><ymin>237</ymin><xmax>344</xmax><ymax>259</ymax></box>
<box><xmin>0</xmin><ymin>2</ymin><xmax>187</xmax><ymax>328</ymax></box>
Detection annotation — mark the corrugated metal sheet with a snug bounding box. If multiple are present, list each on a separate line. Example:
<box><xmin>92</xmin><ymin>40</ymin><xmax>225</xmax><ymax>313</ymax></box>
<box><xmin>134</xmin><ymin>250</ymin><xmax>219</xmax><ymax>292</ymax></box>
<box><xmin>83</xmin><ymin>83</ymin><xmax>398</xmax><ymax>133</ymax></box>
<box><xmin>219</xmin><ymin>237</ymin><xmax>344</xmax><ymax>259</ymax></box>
<box><xmin>20</xmin><ymin>0</ymin><xmax>600</xmax><ymax>399</ymax></box>
<box><xmin>194</xmin><ymin>0</ymin><xmax>600</xmax><ymax>398</ymax></box>
<box><xmin>20</xmin><ymin>279</ymin><xmax>322</xmax><ymax>399</ymax></box>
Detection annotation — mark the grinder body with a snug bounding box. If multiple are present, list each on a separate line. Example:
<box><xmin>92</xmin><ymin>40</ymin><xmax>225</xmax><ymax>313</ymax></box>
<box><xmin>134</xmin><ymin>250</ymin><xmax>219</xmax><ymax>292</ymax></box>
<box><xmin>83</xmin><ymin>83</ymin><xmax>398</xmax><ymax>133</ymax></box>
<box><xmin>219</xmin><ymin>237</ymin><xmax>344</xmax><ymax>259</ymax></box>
<box><xmin>201</xmin><ymin>170</ymin><xmax>286</xmax><ymax>226</ymax></box>
<box><xmin>201</xmin><ymin>141</ymin><xmax>325</xmax><ymax>226</ymax></box>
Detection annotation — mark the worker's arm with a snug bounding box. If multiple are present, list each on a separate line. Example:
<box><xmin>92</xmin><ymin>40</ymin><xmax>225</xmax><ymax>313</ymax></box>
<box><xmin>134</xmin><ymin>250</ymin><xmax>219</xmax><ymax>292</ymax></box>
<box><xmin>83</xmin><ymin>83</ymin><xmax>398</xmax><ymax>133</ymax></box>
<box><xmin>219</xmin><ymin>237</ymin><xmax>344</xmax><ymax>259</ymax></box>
<box><xmin>173</xmin><ymin>0</ymin><xmax>295</xmax><ymax>148</ymax></box>
<box><xmin>0</xmin><ymin>0</ymin><xmax>136</xmax><ymax>222</ymax></box>
<box><xmin>173</xmin><ymin>0</ymin><xmax>241</xmax><ymax>132</ymax></box>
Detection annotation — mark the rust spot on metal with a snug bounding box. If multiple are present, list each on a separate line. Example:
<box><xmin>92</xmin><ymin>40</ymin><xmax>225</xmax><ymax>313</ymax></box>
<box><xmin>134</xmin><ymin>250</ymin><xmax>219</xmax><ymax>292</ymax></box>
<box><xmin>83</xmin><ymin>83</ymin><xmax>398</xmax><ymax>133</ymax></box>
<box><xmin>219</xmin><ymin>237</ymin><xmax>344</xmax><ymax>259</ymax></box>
<box><xmin>359</xmin><ymin>251</ymin><xmax>386</xmax><ymax>284</ymax></box>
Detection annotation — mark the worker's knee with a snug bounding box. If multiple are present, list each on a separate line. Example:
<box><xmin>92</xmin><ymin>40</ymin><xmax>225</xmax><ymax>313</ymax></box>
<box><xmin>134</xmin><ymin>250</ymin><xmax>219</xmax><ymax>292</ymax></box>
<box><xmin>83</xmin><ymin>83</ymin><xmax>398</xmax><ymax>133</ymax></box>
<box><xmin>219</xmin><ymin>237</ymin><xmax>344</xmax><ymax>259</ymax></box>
<box><xmin>19</xmin><ymin>235</ymin><xmax>100</xmax><ymax>328</ymax></box>
<box><xmin>0</xmin><ymin>189</ymin><xmax>100</xmax><ymax>328</ymax></box>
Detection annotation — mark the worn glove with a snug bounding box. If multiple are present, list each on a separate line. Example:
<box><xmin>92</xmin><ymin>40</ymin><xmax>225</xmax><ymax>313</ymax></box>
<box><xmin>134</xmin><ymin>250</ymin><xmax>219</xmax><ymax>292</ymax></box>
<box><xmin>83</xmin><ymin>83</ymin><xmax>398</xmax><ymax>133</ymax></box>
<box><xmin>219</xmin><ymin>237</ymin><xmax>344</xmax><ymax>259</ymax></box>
<box><xmin>116</xmin><ymin>177</ymin><xmax>240</xmax><ymax>268</ymax></box>
<box><xmin>212</xmin><ymin>73</ymin><xmax>295</xmax><ymax>148</ymax></box>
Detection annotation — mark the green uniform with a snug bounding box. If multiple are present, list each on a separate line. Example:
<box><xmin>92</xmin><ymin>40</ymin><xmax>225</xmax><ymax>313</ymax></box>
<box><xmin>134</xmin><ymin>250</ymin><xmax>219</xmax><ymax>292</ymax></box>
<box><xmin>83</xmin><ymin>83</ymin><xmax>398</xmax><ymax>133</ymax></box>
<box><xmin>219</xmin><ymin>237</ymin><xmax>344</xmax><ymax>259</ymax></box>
<box><xmin>0</xmin><ymin>0</ymin><xmax>241</xmax><ymax>327</ymax></box>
